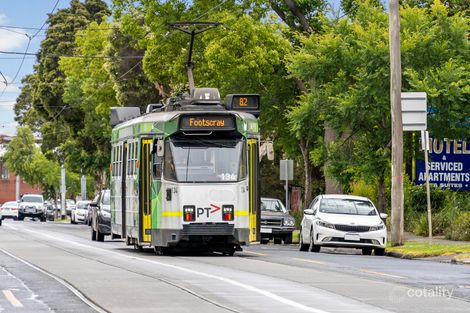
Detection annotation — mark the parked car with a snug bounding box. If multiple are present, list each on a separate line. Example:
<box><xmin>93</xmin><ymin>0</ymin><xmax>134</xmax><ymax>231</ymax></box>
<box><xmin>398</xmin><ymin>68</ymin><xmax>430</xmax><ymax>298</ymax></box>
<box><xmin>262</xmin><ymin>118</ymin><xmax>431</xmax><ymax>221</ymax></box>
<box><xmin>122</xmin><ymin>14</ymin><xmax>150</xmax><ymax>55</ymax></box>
<box><xmin>45</xmin><ymin>202</ymin><xmax>60</xmax><ymax>221</ymax></box>
<box><xmin>260</xmin><ymin>197</ymin><xmax>296</xmax><ymax>244</ymax></box>
<box><xmin>90</xmin><ymin>190</ymin><xmax>111</xmax><ymax>241</ymax></box>
<box><xmin>71</xmin><ymin>200</ymin><xmax>92</xmax><ymax>224</ymax></box>
<box><xmin>299</xmin><ymin>194</ymin><xmax>387</xmax><ymax>255</ymax></box>
<box><xmin>18</xmin><ymin>194</ymin><xmax>46</xmax><ymax>221</ymax></box>
<box><xmin>1</xmin><ymin>201</ymin><xmax>20</xmax><ymax>221</ymax></box>
<box><xmin>65</xmin><ymin>199</ymin><xmax>76</xmax><ymax>216</ymax></box>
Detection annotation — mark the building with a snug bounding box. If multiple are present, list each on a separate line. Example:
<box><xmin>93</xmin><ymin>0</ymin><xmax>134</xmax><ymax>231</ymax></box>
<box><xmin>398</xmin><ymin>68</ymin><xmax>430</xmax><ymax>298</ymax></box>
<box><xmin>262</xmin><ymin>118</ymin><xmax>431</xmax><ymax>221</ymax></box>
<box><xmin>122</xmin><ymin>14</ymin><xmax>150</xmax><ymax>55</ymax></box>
<box><xmin>0</xmin><ymin>134</ymin><xmax>42</xmax><ymax>204</ymax></box>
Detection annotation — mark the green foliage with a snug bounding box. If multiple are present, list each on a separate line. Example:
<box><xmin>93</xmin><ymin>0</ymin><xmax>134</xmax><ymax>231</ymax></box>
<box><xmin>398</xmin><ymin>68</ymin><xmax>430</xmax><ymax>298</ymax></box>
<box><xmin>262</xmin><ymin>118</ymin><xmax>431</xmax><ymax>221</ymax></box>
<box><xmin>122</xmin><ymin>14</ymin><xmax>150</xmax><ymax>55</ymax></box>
<box><xmin>446</xmin><ymin>212</ymin><xmax>470</xmax><ymax>241</ymax></box>
<box><xmin>287</xmin><ymin>0</ymin><xmax>469</xmax><ymax>198</ymax></box>
<box><xmin>405</xmin><ymin>184</ymin><xmax>447</xmax><ymax>213</ymax></box>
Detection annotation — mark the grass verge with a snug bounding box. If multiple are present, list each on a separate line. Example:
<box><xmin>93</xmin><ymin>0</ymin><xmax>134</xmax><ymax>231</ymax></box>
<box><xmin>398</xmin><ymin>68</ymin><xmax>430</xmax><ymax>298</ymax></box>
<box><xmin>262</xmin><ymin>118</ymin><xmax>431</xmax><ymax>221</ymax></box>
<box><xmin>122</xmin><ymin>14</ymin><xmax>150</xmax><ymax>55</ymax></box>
<box><xmin>387</xmin><ymin>241</ymin><xmax>470</xmax><ymax>258</ymax></box>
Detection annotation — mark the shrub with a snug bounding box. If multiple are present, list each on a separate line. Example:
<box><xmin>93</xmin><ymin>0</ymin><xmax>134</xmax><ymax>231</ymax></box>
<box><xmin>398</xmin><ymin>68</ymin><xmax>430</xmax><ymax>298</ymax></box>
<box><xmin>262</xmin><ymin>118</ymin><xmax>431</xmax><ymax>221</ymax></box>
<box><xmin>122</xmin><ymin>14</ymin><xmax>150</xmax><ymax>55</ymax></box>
<box><xmin>446</xmin><ymin>212</ymin><xmax>470</xmax><ymax>241</ymax></box>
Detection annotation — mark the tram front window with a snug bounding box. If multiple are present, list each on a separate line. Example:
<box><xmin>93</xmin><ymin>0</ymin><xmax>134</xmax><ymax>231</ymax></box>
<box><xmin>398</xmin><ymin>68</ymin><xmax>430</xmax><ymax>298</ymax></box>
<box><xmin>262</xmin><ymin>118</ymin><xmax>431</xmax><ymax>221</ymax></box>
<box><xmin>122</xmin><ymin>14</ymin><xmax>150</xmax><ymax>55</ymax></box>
<box><xmin>164</xmin><ymin>139</ymin><xmax>246</xmax><ymax>182</ymax></box>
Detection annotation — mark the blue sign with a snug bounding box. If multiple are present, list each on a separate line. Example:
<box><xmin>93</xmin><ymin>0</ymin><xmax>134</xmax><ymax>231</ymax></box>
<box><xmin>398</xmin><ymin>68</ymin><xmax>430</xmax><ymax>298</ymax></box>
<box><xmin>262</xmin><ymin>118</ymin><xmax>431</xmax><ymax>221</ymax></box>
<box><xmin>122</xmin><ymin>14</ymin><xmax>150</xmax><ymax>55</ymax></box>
<box><xmin>415</xmin><ymin>138</ymin><xmax>470</xmax><ymax>191</ymax></box>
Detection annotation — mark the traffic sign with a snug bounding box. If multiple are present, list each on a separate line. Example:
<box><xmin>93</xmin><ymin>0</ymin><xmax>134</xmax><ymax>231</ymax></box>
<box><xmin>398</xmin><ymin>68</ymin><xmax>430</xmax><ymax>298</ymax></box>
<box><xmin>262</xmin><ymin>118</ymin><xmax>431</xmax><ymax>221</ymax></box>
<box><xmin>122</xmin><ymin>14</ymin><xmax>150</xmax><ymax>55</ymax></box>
<box><xmin>402</xmin><ymin>92</ymin><xmax>427</xmax><ymax>131</ymax></box>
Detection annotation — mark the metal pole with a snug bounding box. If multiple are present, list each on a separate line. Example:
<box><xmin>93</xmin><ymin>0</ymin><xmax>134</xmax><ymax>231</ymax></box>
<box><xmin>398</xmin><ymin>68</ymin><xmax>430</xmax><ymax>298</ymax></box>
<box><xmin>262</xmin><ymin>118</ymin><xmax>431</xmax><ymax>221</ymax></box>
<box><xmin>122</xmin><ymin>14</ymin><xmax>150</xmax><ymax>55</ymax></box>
<box><xmin>81</xmin><ymin>174</ymin><xmax>87</xmax><ymax>200</ymax></box>
<box><xmin>15</xmin><ymin>175</ymin><xmax>20</xmax><ymax>201</ymax></box>
<box><xmin>424</xmin><ymin>133</ymin><xmax>432</xmax><ymax>243</ymax></box>
<box><xmin>60</xmin><ymin>162</ymin><xmax>66</xmax><ymax>217</ymax></box>
<box><xmin>389</xmin><ymin>0</ymin><xmax>404</xmax><ymax>246</ymax></box>
<box><xmin>285</xmin><ymin>161</ymin><xmax>289</xmax><ymax>211</ymax></box>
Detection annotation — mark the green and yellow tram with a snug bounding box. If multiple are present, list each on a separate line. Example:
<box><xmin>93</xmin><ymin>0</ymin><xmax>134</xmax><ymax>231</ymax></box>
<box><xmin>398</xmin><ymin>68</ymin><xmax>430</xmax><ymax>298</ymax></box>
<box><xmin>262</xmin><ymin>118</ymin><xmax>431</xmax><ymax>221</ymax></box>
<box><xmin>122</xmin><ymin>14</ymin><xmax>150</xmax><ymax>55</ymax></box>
<box><xmin>109</xmin><ymin>88</ymin><xmax>260</xmax><ymax>255</ymax></box>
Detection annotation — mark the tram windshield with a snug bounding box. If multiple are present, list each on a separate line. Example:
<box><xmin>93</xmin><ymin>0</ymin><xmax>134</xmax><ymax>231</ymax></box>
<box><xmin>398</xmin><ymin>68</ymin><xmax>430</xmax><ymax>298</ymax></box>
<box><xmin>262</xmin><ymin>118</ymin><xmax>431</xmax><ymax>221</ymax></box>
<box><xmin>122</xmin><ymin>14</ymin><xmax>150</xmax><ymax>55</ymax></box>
<box><xmin>164</xmin><ymin>139</ymin><xmax>247</xmax><ymax>183</ymax></box>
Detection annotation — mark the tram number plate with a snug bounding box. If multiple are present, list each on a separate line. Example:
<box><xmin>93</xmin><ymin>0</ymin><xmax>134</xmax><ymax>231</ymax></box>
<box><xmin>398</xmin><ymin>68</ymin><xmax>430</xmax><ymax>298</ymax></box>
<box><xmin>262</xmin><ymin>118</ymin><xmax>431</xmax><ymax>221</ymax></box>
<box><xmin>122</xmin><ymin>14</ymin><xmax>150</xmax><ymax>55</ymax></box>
<box><xmin>344</xmin><ymin>233</ymin><xmax>360</xmax><ymax>241</ymax></box>
<box><xmin>260</xmin><ymin>227</ymin><xmax>272</xmax><ymax>234</ymax></box>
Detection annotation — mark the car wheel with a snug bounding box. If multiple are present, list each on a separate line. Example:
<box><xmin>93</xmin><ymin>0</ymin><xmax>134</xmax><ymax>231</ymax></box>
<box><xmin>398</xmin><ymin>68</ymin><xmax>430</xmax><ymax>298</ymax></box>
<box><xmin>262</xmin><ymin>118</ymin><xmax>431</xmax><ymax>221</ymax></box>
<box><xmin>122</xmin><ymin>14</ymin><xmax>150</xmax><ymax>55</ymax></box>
<box><xmin>283</xmin><ymin>233</ymin><xmax>293</xmax><ymax>245</ymax></box>
<box><xmin>309</xmin><ymin>230</ymin><xmax>321</xmax><ymax>253</ymax></box>
<box><xmin>18</xmin><ymin>214</ymin><xmax>24</xmax><ymax>221</ymax></box>
<box><xmin>273</xmin><ymin>238</ymin><xmax>282</xmax><ymax>245</ymax></box>
<box><xmin>13</xmin><ymin>216</ymin><xmax>18</xmax><ymax>221</ymax></box>
<box><xmin>362</xmin><ymin>248</ymin><xmax>373</xmax><ymax>255</ymax></box>
<box><xmin>91</xmin><ymin>226</ymin><xmax>97</xmax><ymax>241</ymax></box>
<box><xmin>374</xmin><ymin>248</ymin><xmax>386</xmax><ymax>256</ymax></box>
<box><xmin>41</xmin><ymin>215</ymin><xmax>46</xmax><ymax>222</ymax></box>
<box><xmin>260</xmin><ymin>239</ymin><xmax>269</xmax><ymax>245</ymax></box>
<box><xmin>299</xmin><ymin>229</ymin><xmax>309</xmax><ymax>251</ymax></box>
<box><xmin>0</xmin><ymin>219</ymin><xmax>2</xmax><ymax>226</ymax></box>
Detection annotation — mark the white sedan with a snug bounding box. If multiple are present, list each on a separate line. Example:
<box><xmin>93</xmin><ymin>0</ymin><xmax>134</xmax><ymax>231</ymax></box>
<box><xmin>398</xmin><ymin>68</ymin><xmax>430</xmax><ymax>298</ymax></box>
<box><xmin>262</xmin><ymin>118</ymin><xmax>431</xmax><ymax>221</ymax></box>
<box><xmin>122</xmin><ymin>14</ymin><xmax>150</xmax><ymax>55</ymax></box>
<box><xmin>299</xmin><ymin>194</ymin><xmax>387</xmax><ymax>255</ymax></box>
<box><xmin>71</xmin><ymin>200</ymin><xmax>91</xmax><ymax>224</ymax></box>
<box><xmin>1</xmin><ymin>201</ymin><xmax>20</xmax><ymax>222</ymax></box>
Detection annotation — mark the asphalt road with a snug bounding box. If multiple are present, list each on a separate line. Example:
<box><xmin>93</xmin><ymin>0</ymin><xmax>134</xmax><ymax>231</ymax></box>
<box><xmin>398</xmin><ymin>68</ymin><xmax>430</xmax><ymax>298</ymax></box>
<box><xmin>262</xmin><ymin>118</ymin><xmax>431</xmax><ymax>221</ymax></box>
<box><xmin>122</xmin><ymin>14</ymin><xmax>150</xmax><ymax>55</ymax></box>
<box><xmin>0</xmin><ymin>219</ymin><xmax>469</xmax><ymax>313</ymax></box>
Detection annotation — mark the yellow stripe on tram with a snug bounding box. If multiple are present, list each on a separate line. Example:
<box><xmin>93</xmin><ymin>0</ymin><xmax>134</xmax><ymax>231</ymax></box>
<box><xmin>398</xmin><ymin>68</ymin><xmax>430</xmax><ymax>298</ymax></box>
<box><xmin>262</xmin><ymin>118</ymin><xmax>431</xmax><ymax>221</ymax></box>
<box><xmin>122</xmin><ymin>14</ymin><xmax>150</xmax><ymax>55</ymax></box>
<box><xmin>235</xmin><ymin>210</ymin><xmax>249</xmax><ymax>216</ymax></box>
<box><xmin>162</xmin><ymin>211</ymin><xmax>183</xmax><ymax>217</ymax></box>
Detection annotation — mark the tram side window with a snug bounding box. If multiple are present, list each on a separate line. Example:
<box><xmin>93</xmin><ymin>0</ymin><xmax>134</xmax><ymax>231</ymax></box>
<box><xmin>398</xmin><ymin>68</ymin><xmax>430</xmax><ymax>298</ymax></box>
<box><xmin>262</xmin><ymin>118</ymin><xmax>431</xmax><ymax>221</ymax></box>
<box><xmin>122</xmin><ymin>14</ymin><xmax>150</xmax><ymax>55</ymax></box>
<box><xmin>153</xmin><ymin>154</ymin><xmax>163</xmax><ymax>179</ymax></box>
<box><xmin>126</xmin><ymin>142</ymin><xmax>132</xmax><ymax>176</ymax></box>
<box><xmin>111</xmin><ymin>146</ymin><xmax>116</xmax><ymax>177</ymax></box>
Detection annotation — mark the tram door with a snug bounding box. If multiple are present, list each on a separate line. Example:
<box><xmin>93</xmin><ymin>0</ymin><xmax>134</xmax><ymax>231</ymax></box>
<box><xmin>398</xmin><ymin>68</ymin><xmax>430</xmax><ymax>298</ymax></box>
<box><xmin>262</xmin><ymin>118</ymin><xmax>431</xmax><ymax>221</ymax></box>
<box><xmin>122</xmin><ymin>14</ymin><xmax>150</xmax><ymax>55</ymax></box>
<box><xmin>139</xmin><ymin>139</ymin><xmax>152</xmax><ymax>243</ymax></box>
<box><xmin>248</xmin><ymin>139</ymin><xmax>260</xmax><ymax>242</ymax></box>
<box><xmin>121</xmin><ymin>142</ymin><xmax>127</xmax><ymax>238</ymax></box>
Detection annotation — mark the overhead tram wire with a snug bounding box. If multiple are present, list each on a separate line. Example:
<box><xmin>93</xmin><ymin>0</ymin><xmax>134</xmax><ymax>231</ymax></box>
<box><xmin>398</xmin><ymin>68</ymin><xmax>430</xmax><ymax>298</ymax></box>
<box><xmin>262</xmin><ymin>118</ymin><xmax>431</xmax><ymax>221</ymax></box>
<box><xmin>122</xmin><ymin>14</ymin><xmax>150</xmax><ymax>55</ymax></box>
<box><xmin>0</xmin><ymin>0</ymin><xmax>60</xmax><ymax>99</ymax></box>
<box><xmin>0</xmin><ymin>51</ymin><xmax>144</xmax><ymax>59</ymax></box>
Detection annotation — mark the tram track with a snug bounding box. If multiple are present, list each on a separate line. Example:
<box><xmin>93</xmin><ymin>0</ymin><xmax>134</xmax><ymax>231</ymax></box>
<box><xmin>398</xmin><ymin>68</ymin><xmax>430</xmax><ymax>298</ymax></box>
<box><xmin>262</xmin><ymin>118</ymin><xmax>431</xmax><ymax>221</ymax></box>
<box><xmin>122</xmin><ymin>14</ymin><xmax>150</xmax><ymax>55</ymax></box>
<box><xmin>1</xmin><ymin>224</ymin><xmax>243</xmax><ymax>313</ymax></box>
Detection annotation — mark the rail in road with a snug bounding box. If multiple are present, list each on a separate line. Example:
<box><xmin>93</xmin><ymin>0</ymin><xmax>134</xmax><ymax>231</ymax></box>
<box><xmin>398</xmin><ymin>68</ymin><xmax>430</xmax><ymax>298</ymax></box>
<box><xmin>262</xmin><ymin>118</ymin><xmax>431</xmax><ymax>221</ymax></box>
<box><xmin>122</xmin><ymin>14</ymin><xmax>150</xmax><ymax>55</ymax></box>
<box><xmin>0</xmin><ymin>220</ymin><xmax>469</xmax><ymax>313</ymax></box>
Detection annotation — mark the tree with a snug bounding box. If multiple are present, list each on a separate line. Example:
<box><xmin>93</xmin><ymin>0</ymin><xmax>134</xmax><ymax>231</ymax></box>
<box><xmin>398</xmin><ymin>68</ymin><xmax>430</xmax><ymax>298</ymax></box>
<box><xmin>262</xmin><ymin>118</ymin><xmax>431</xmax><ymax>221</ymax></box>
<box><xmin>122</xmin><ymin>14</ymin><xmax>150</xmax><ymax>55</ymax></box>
<box><xmin>287</xmin><ymin>1</ymin><xmax>469</xmax><ymax>211</ymax></box>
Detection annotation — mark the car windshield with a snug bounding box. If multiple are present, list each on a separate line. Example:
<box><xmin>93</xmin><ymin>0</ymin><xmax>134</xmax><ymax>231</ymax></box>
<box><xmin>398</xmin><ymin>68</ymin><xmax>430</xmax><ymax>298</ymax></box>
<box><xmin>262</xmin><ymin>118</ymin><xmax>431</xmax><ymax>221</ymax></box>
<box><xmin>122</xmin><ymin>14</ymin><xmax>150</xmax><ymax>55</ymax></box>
<box><xmin>22</xmin><ymin>196</ymin><xmax>43</xmax><ymax>203</ymax></box>
<box><xmin>164</xmin><ymin>139</ymin><xmax>246</xmax><ymax>183</ymax></box>
<box><xmin>319</xmin><ymin>198</ymin><xmax>377</xmax><ymax>216</ymax></box>
<box><xmin>102</xmin><ymin>191</ymin><xmax>110</xmax><ymax>206</ymax></box>
<box><xmin>76</xmin><ymin>202</ymin><xmax>90</xmax><ymax>210</ymax></box>
<box><xmin>261</xmin><ymin>199</ymin><xmax>287</xmax><ymax>213</ymax></box>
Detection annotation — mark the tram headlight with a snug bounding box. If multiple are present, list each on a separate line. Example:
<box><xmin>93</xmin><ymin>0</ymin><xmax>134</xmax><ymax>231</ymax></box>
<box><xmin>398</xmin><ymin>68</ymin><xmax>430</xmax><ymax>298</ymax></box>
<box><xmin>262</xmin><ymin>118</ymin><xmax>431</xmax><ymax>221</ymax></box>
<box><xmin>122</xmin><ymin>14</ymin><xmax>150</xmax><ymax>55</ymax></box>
<box><xmin>183</xmin><ymin>206</ymin><xmax>195</xmax><ymax>221</ymax></box>
<box><xmin>222</xmin><ymin>205</ymin><xmax>234</xmax><ymax>221</ymax></box>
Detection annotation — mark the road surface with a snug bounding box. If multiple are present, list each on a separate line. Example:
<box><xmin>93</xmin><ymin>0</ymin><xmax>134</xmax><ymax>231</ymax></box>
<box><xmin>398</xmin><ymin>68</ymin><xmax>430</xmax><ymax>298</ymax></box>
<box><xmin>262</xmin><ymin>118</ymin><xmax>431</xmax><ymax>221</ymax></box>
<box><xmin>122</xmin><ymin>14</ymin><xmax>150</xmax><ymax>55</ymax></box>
<box><xmin>0</xmin><ymin>219</ymin><xmax>469</xmax><ymax>313</ymax></box>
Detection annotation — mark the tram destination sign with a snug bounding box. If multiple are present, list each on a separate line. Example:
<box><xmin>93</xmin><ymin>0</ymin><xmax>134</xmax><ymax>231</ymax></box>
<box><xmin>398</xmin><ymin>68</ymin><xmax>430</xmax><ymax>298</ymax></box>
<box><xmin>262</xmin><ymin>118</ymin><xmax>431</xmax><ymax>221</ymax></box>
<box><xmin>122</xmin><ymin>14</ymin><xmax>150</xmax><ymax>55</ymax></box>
<box><xmin>179</xmin><ymin>114</ymin><xmax>235</xmax><ymax>131</ymax></box>
<box><xmin>415</xmin><ymin>138</ymin><xmax>470</xmax><ymax>191</ymax></box>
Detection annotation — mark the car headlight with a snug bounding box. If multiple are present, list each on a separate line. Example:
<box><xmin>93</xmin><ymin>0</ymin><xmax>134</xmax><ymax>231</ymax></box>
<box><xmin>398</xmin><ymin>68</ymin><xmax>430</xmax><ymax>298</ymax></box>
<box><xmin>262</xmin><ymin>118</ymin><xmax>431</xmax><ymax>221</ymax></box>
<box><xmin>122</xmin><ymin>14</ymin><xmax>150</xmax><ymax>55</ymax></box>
<box><xmin>283</xmin><ymin>219</ymin><xmax>295</xmax><ymax>227</ymax></box>
<box><xmin>317</xmin><ymin>220</ymin><xmax>335</xmax><ymax>229</ymax></box>
<box><xmin>101</xmin><ymin>211</ymin><xmax>111</xmax><ymax>218</ymax></box>
<box><xmin>369</xmin><ymin>223</ymin><xmax>385</xmax><ymax>231</ymax></box>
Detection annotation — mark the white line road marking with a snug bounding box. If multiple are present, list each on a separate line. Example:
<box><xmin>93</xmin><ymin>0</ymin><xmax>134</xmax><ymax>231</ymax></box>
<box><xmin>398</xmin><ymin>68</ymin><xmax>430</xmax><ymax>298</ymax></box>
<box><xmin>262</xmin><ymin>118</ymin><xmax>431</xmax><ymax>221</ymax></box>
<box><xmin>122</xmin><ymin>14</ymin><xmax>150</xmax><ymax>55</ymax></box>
<box><xmin>2</xmin><ymin>290</ymin><xmax>23</xmax><ymax>308</ymax></box>
<box><xmin>242</xmin><ymin>250</ymin><xmax>268</xmax><ymax>256</ymax></box>
<box><xmin>4</xmin><ymin>224</ymin><xmax>331</xmax><ymax>313</ymax></box>
<box><xmin>293</xmin><ymin>258</ymin><xmax>327</xmax><ymax>265</ymax></box>
<box><xmin>359</xmin><ymin>269</ymin><xmax>406</xmax><ymax>279</ymax></box>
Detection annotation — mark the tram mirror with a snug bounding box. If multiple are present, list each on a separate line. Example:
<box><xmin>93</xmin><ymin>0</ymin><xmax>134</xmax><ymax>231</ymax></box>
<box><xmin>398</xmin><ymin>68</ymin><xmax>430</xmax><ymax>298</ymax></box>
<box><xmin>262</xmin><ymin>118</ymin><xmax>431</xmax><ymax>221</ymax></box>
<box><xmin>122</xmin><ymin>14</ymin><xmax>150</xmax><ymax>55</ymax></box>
<box><xmin>155</xmin><ymin>140</ymin><xmax>164</xmax><ymax>157</ymax></box>
<box><xmin>267</xmin><ymin>142</ymin><xmax>274</xmax><ymax>161</ymax></box>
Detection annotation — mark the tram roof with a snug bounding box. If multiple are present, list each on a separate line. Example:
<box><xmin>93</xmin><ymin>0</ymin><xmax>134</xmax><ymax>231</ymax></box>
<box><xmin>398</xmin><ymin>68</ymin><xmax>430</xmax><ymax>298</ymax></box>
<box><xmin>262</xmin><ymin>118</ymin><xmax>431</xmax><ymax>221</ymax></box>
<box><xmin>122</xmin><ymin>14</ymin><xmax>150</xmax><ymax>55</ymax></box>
<box><xmin>111</xmin><ymin>109</ymin><xmax>259</xmax><ymax>142</ymax></box>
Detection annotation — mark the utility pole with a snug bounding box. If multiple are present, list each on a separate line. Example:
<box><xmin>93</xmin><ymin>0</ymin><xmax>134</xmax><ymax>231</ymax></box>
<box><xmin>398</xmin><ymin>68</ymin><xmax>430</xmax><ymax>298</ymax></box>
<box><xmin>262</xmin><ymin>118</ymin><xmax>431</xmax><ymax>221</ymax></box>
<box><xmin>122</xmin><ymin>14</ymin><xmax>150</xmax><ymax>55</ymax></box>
<box><xmin>389</xmin><ymin>0</ymin><xmax>404</xmax><ymax>246</ymax></box>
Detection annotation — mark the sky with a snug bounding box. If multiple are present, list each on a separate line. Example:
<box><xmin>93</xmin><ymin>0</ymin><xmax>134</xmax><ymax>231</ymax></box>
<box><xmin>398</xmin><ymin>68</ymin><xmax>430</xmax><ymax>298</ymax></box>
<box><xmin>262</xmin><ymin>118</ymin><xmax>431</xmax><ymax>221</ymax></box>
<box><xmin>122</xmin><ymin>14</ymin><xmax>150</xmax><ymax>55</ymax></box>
<box><xmin>0</xmin><ymin>1</ymin><xmax>71</xmax><ymax>136</ymax></box>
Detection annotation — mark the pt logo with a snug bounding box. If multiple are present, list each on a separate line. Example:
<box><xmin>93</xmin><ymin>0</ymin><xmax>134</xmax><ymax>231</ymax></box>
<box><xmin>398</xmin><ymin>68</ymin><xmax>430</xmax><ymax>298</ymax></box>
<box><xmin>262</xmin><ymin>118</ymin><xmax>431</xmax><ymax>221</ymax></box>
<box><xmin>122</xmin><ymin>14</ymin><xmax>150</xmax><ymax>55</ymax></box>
<box><xmin>196</xmin><ymin>204</ymin><xmax>221</xmax><ymax>218</ymax></box>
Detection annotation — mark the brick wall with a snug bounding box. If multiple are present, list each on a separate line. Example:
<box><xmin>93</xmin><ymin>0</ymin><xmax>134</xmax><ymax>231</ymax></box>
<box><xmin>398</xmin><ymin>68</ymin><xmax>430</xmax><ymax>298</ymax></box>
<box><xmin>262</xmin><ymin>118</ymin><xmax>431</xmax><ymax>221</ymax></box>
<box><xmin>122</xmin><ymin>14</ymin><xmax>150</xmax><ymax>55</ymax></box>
<box><xmin>0</xmin><ymin>162</ymin><xmax>42</xmax><ymax>204</ymax></box>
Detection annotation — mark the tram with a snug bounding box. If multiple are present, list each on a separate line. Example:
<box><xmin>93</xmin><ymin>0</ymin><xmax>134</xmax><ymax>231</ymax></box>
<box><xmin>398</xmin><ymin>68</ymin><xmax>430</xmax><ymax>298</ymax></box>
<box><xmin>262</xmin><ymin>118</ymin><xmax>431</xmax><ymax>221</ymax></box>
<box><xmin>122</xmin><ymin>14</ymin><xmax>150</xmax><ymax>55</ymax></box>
<box><xmin>109</xmin><ymin>88</ymin><xmax>260</xmax><ymax>255</ymax></box>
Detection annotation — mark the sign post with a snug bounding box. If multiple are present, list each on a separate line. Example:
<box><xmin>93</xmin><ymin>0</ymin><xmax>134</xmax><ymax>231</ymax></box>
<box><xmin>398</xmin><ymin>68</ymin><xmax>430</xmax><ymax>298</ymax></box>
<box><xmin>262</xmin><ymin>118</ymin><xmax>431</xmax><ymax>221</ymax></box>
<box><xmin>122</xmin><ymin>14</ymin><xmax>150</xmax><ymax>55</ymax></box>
<box><xmin>402</xmin><ymin>92</ymin><xmax>432</xmax><ymax>242</ymax></box>
<box><xmin>280</xmin><ymin>160</ymin><xmax>293</xmax><ymax>211</ymax></box>
<box><xmin>421</xmin><ymin>130</ymin><xmax>432</xmax><ymax>243</ymax></box>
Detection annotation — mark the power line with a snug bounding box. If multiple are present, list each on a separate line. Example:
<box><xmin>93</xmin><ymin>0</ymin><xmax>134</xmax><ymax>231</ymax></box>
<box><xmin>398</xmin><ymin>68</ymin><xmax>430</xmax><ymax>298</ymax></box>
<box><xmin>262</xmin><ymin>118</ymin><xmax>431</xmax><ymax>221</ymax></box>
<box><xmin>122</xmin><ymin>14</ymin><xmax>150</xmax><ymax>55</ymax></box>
<box><xmin>0</xmin><ymin>50</ymin><xmax>144</xmax><ymax>59</ymax></box>
<box><xmin>0</xmin><ymin>0</ymin><xmax>61</xmax><ymax>99</ymax></box>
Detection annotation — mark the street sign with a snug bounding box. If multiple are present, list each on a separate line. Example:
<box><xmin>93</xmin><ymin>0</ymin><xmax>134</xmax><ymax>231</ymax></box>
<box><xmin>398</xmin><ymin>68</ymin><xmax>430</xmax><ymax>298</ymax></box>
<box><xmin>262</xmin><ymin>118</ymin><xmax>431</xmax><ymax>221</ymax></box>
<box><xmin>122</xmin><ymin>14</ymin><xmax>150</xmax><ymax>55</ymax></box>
<box><xmin>401</xmin><ymin>92</ymin><xmax>427</xmax><ymax>131</ymax></box>
<box><xmin>416</xmin><ymin>138</ymin><xmax>470</xmax><ymax>191</ymax></box>
<box><xmin>280</xmin><ymin>159</ymin><xmax>293</xmax><ymax>180</ymax></box>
